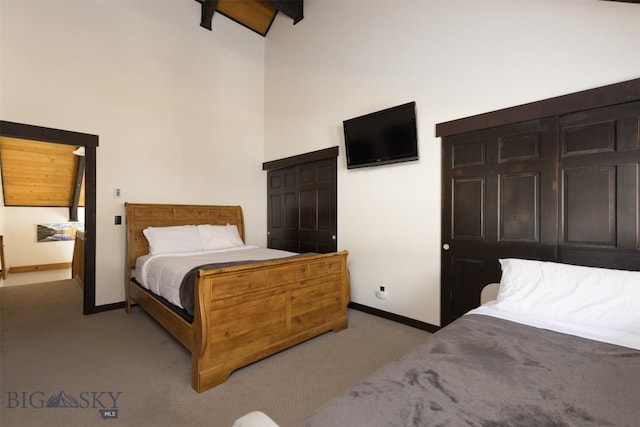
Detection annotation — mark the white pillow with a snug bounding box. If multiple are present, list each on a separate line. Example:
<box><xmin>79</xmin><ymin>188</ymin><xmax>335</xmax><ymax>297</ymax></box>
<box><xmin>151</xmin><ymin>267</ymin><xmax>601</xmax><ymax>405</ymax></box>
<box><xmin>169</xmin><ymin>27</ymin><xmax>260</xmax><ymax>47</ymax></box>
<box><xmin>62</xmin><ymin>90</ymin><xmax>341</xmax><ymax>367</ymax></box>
<box><xmin>197</xmin><ymin>224</ymin><xmax>244</xmax><ymax>250</ymax></box>
<box><xmin>142</xmin><ymin>225</ymin><xmax>202</xmax><ymax>255</ymax></box>
<box><xmin>494</xmin><ymin>258</ymin><xmax>640</xmax><ymax>334</ymax></box>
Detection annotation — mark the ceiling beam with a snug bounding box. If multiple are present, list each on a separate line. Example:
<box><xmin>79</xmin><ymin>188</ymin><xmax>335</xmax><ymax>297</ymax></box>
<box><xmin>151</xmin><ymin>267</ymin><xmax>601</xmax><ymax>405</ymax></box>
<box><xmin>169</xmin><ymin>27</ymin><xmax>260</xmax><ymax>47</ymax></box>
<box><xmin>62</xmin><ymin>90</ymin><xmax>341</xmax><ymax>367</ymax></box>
<box><xmin>199</xmin><ymin>0</ymin><xmax>219</xmax><ymax>31</ymax></box>
<box><xmin>196</xmin><ymin>0</ymin><xmax>303</xmax><ymax>35</ymax></box>
<box><xmin>265</xmin><ymin>0</ymin><xmax>303</xmax><ymax>24</ymax></box>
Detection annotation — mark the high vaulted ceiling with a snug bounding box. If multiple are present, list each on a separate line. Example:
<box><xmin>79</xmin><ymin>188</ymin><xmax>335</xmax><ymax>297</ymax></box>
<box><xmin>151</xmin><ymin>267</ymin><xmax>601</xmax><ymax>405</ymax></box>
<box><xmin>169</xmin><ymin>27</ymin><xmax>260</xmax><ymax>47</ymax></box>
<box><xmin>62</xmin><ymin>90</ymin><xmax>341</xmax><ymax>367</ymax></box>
<box><xmin>0</xmin><ymin>136</ymin><xmax>85</xmax><ymax>209</ymax></box>
<box><xmin>196</xmin><ymin>0</ymin><xmax>303</xmax><ymax>36</ymax></box>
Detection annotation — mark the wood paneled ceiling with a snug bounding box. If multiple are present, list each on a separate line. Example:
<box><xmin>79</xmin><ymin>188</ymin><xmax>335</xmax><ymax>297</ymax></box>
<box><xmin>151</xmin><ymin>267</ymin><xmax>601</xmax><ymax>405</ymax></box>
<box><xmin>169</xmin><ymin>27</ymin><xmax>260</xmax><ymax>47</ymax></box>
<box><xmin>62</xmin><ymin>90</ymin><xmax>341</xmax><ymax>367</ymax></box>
<box><xmin>197</xmin><ymin>0</ymin><xmax>303</xmax><ymax>36</ymax></box>
<box><xmin>0</xmin><ymin>137</ymin><xmax>85</xmax><ymax>208</ymax></box>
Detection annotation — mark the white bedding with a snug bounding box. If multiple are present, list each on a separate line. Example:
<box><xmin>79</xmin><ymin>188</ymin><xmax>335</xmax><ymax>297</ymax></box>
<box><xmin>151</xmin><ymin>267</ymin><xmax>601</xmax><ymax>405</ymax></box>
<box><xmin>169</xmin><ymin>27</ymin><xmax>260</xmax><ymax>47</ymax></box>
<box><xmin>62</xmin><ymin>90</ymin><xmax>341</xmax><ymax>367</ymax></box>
<box><xmin>469</xmin><ymin>258</ymin><xmax>640</xmax><ymax>351</ymax></box>
<box><xmin>470</xmin><ymin>303</ymin><xmax>640</xmax><ymax>350</ymax></box>
<box><xmin>134</xmin><ymin>245</ymin><xmax>298</xmax><ymax>309</ymax></box>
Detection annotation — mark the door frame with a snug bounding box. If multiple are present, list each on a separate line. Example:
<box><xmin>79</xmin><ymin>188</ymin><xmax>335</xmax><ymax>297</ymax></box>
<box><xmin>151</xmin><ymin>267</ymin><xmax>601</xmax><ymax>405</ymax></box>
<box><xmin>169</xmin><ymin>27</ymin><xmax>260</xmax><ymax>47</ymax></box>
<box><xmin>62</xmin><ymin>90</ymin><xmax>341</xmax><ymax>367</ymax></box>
<box><xmin>262</xmin><ymin>146</ymin><xmax>339</xmax><ymax>171</ymax></box>
<box><xmin>0</xmin><ymin>120</ymin><xmax>99</xmax><ymax>314</ymax></box>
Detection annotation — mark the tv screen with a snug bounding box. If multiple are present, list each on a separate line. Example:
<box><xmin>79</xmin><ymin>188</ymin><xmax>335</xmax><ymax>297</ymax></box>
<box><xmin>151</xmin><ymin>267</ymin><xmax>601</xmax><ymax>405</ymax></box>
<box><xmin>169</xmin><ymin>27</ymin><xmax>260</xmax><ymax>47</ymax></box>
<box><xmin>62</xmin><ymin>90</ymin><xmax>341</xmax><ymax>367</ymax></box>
<box><xmin>343</xmin><ymin>102</ymin><xmax>418</xmax><ymax>169</ymax></box>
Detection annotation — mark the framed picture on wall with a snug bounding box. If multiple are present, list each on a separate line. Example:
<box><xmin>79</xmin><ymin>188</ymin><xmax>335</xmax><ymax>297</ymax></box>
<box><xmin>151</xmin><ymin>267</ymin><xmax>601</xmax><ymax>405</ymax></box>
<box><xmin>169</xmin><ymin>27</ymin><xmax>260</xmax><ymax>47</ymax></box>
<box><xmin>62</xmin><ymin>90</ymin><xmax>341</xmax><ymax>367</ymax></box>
<box><xmin>37</xmin><ymin>223</ymin><xmax>84</xmax><ymax>242</ymax></box>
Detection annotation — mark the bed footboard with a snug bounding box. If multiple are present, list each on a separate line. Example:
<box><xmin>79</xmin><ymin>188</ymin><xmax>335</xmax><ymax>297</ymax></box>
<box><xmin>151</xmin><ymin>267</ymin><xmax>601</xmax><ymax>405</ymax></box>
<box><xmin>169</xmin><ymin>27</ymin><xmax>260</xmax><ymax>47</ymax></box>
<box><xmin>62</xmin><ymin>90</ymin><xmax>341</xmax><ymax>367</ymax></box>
<box><xmin>191</xmin><ymin>251</ymin><xmax>350</xmax><ymax>392</ymax></box>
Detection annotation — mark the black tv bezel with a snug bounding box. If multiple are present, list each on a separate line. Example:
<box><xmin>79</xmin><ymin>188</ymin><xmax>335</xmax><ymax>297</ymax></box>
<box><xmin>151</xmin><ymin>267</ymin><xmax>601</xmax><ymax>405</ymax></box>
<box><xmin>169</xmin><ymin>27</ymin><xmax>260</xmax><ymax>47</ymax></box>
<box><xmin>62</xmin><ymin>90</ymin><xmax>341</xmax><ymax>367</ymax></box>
<box><xmin>343</xmin><ymin>101</ymin><xmax>418</xmax><ymax>169</ymax></box>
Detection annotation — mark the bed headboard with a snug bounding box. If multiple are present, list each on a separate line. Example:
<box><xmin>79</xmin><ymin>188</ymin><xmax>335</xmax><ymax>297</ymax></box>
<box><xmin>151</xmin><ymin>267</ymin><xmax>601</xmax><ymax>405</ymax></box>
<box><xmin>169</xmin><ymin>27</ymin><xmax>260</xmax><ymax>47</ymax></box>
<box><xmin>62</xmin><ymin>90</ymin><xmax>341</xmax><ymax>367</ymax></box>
<box><xmin>124</xmin><ymin>203</ymin><xmax>245</xmax><ymax>269</ymax></box>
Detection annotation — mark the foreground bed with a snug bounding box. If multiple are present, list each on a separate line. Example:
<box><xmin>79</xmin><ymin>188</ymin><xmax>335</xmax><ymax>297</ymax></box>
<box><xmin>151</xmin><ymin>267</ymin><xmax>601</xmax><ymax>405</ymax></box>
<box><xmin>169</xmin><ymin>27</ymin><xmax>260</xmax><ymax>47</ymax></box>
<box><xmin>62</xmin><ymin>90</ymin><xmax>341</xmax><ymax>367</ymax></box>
<box><xmin>301</xmin><ymin>313</ymin><xmax>639</xmax><ymax>426</ymax></box>
<box><xmin>124</xmin><ymin>203</ymin><xmax>350</xmax><ymax>393</ymax></box>
<box><xmin>233</xmin><ymin>258</ymin><xmax>640</xmax><ymax>427</ymax></box>
<box><xmin>301</xmin><ymin>259</ymin><xmax>640</xmax><ymax>426</ymax></box>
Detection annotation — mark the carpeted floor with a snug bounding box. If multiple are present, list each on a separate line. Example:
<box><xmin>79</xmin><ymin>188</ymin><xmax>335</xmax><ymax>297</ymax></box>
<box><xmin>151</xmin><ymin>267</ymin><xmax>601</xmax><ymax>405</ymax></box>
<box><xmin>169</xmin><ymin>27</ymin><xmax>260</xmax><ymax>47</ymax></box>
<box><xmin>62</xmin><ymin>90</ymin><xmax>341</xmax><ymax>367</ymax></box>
<box><xmin>0</xmin><ymin>279</ymin><xmax>431</xmax><ymax>427</ymax></box>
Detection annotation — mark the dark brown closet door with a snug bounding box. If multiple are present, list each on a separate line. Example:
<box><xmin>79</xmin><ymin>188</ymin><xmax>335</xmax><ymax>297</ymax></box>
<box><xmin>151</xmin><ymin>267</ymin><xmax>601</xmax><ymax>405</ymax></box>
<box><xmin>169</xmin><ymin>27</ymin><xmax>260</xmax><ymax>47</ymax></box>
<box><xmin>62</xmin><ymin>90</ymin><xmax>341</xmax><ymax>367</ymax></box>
<box><xmin>297</xmin><ymin>158</ymin><xmax>337</xmax><ymax>253</ymax></box>
<box><xmin>267</xmin><ymin>158</ymin><xmax>337</xmax><ymax>253</ymax></box>
<box><xmin>267</xmin><ymin>166</ymin><xmax>299</xmax><ymax>251</ymax></box>
<box><xmin>558</xmin><ymin>101</ymin><xmax>640</xmax><ymax>270</ymax></box>
<box><xmin>440</xmin><ymin>118</ymin><xmax>558</xmax><ymax>326</ymax></box>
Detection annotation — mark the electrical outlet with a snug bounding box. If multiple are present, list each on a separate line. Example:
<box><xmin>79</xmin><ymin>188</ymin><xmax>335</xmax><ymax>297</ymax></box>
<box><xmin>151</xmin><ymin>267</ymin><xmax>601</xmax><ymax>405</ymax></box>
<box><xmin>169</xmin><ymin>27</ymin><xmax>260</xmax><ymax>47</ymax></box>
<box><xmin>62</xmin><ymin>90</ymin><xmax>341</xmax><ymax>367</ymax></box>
<box><xmin>375</xmin><ymin>286</ymin><xmax>387</xmax><ymax>300</ymax></box>
<box><xmin>115</xmin><ymin>215</ymin><xmax>122</xmax><ymax>225</ymax></box>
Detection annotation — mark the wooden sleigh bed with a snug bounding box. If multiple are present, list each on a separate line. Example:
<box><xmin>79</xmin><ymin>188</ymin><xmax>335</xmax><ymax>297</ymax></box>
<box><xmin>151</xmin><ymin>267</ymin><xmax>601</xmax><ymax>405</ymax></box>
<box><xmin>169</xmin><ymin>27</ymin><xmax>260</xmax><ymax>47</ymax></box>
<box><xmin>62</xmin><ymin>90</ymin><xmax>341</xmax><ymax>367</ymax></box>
<box><xmin>124</xmin><ymin>203</ymin><xmax>350</xmax><ymax>392</ymax></box>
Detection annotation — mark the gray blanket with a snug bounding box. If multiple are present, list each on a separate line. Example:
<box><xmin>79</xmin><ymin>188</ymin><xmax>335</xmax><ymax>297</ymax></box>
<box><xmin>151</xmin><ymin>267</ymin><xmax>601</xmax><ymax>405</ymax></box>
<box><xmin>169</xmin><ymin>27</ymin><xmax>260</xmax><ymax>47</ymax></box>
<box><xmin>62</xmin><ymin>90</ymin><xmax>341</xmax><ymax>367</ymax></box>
<box><xmin>302</xmin><ymin>314</ymin><xmax>640</xmax><ymax>427</ymax></box>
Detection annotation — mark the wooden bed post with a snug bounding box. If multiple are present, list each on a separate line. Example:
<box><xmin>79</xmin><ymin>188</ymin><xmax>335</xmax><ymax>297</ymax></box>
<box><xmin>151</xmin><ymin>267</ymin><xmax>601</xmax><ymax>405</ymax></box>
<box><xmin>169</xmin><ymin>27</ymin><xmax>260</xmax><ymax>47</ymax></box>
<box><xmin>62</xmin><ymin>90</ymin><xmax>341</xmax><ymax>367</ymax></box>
<box><xmin>191</xmin><ymin>269</ymin><xmax>212</xmax><ymax>392</ymax></box>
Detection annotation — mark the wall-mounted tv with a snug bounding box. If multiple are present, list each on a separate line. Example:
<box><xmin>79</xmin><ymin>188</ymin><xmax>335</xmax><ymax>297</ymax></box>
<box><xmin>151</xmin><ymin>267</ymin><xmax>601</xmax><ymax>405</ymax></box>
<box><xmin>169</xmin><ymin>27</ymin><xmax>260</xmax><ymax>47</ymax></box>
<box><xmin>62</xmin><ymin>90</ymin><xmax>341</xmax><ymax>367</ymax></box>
<box><xmin>343</xmin><ymin>101</ymin><xmax>418</xmax><ymax>169</ymax></box>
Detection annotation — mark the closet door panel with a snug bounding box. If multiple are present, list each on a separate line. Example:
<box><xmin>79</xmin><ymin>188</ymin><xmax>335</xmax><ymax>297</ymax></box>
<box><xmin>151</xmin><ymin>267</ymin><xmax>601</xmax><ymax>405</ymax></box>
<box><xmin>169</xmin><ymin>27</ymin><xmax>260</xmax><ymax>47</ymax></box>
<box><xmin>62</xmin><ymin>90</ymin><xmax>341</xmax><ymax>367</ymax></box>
<box><xmin>267</xmin><ymin>167</ymin><xmax>300</xmax><ymax>252</ymax></box>
<box><xmin>297</xmin><ymin>158</ymin><xmax>337</xmax><ymax>254</ymax></box>
<box><xmin>499</xmin><ymin>172</ymin><xmax>539</xmax><ymax>242</ymax></box>
<box><xmin>562</xmin><ymin>121</ymin><xmax>615</xmax><ymax>155</ymax></box>
<box><xmin>558</xmin><ymin>101</ymin><xmax>640</xmax><ymax>270</ymax></box>
<box><xmin>441</xmin><ymin>118</ymin><xmax>557</xmax><ymax>325</ymax></box>
<box><xmin>629</xmin><ymin>163</ymin><xmax>639</xmax><ymax>251</ymax></box>
<box><xmin>452</xmin><ymin>177</ymin><xmax>484</xmax><ymax>239</ymax></box>
<box><xmin>562</xmin><ymin>166</ymin><xmax>616</xmax><ymax>246</ymax></box>
<box><xmin>450</xmin><ymin>257</ymin><xmax>491</xmax><ymax>319</ymax></box>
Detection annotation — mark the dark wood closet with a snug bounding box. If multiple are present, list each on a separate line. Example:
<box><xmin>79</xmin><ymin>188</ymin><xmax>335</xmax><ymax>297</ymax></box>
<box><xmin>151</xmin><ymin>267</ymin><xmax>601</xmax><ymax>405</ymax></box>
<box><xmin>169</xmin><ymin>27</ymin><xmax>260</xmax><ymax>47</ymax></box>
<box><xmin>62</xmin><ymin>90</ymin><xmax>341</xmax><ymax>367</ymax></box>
<box><xmin>436</xmin><ymin>79</ymin><xmax>640</xmax><ymax>326</ymax></box>
<box><xmin>263</xmin><ymin>147</ymin><xmax>338</xmax><ymax>253</ymax></box>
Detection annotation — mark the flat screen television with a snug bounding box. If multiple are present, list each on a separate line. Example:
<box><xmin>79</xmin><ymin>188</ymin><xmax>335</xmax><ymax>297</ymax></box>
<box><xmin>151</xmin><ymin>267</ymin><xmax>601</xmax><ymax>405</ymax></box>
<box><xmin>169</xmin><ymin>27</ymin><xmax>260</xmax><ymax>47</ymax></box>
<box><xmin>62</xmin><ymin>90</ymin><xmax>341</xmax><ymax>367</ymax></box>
<box><xmin>343</xmin><ymin>101</ymin><xmax>418</xmax><ymax>169</ymax></box>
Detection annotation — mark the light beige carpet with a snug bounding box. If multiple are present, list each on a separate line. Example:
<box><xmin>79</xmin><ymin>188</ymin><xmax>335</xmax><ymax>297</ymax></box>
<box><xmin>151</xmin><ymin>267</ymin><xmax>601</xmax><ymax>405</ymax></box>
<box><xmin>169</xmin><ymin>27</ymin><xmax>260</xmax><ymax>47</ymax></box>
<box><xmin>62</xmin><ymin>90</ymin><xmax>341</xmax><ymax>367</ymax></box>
<box><xmin>1</xmin><ymin>279</ymin><xmax>431</xmax><ymax>427</ymax></box>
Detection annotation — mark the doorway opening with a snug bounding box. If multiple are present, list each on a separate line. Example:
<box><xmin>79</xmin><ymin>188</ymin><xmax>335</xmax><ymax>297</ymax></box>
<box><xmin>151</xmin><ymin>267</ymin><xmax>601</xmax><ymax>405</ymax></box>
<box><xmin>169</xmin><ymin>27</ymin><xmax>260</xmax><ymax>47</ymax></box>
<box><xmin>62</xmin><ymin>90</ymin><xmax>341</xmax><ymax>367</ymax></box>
<box><xmin>0</xmin><ymin>120</ymin><xmax>98</xmax><ymax>314</ymax></box>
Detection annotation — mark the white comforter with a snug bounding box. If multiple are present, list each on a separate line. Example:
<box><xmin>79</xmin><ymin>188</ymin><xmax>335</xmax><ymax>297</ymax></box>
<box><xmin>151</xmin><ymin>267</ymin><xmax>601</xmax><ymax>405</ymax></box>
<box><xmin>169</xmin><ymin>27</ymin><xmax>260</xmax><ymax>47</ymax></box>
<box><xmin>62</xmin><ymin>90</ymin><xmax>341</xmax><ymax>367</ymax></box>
<box><xmin>134</xmin><ymin>245</ymin><xmax>298</xmax><ymax>309</ymax></box>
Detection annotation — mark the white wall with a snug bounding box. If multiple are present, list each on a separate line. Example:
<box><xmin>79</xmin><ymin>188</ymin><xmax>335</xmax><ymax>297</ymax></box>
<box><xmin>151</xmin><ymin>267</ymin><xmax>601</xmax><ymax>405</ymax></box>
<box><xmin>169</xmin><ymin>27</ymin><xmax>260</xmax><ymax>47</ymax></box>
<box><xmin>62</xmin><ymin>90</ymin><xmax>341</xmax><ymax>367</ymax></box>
<box><xmin>2</xmin><ymin>207</ymin><xmax>84</xmax><ymax>268</ymax></box>
<box><xmin>264</xmin><ymin>0</ymin><xmax>640</xmax><ymax>325</ymax></box>
<box><xmin>0</xmin><ymin>0</ymin><xmax>268</xmax><ymax>305</ymax></box>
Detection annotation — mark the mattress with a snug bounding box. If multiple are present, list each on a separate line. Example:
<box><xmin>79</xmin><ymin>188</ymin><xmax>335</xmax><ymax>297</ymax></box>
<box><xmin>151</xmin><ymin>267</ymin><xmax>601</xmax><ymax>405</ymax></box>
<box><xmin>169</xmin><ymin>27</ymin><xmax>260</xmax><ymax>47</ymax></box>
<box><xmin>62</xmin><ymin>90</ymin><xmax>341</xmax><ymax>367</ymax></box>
<box><xmin>134</xmin><ymin>245</ymin><xmax>298</xmax><ymax>311</ymax></box>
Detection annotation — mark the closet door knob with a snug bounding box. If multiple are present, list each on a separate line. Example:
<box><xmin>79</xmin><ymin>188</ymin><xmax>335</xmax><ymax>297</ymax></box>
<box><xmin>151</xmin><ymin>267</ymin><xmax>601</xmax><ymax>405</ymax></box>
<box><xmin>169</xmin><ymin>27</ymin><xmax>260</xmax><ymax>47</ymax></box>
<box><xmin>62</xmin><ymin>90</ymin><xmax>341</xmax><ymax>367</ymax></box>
<box><xmin>443</xmin><ymin>243</ymin><xmax>450</xmax><ymax>250</ymax></box>
<box><xmin>332</xmin><ymin>235</ymin><xmax>336</xmax><ymax>240</ymax></box>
